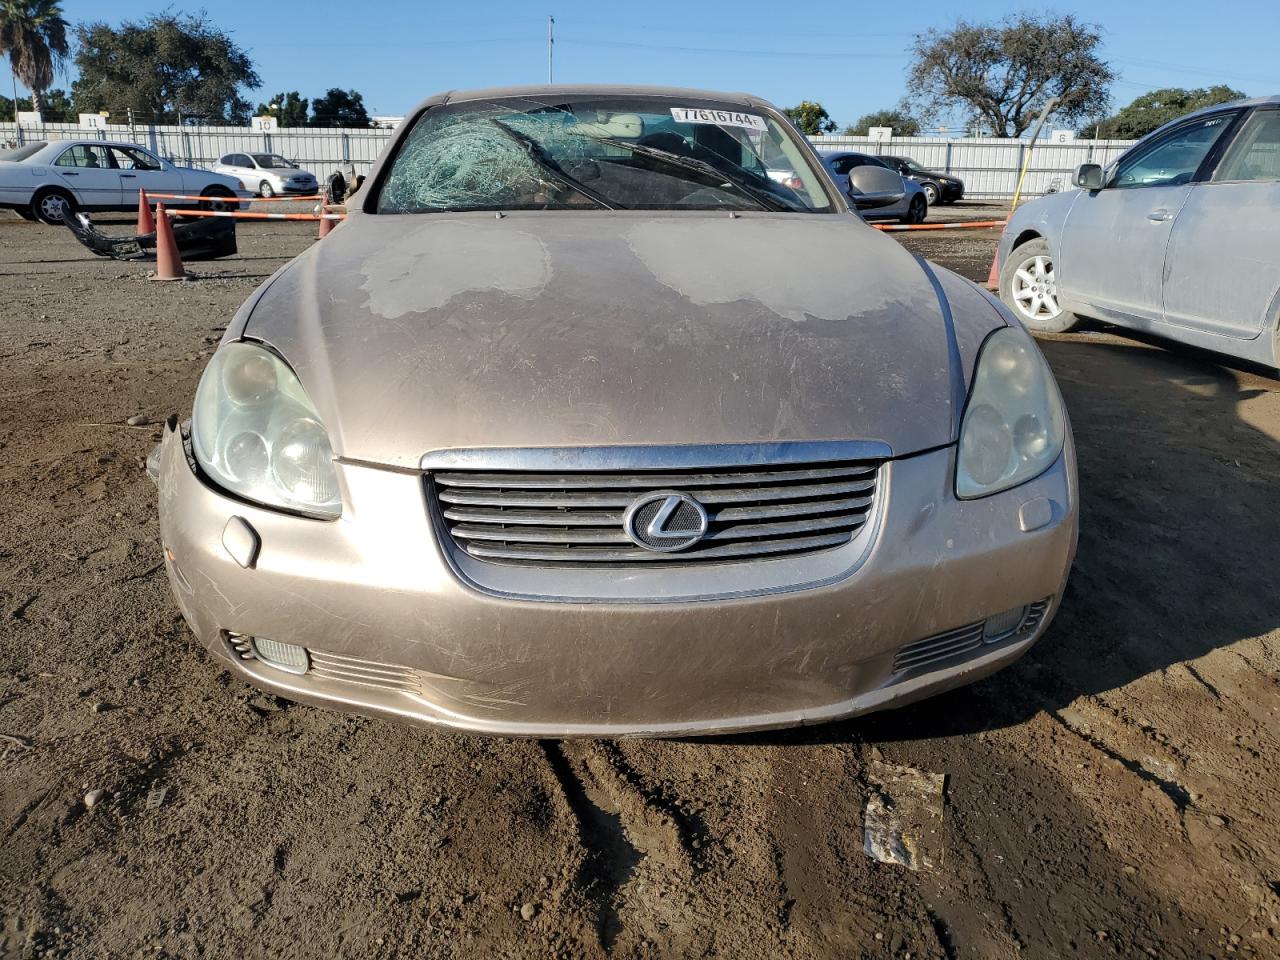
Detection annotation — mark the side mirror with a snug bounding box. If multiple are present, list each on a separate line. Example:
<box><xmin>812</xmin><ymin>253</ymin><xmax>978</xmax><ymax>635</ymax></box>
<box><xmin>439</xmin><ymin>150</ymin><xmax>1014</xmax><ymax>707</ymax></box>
<box><xmin>1073</xmin><ymin>163</ymin><xmax>1104</xmax><ymax>190</ymax></box>
<box><xmin>846</xmin><ymin>165</ymin><xmax>907</xmax><ymax>209</ymax></box>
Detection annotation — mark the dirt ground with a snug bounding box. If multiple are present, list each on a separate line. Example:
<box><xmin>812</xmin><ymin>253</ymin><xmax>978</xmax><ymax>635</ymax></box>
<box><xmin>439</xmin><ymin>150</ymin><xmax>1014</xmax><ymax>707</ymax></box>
<box><xmin>1</xmin><ymin>204</ymin><xmax>1277</xmax><ymax>960</ymax></box>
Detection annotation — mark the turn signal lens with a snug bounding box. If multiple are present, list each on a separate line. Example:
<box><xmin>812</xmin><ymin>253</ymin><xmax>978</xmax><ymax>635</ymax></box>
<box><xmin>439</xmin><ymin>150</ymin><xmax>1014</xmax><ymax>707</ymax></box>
<box><xmin>250</xmin><ymin>637</ymin><xmax>309</xmax><ymax>675</ymax></box>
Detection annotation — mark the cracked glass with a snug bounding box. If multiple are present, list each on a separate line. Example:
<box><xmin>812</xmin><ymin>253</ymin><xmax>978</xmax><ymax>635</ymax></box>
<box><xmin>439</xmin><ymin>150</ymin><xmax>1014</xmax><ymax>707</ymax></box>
<box><xmin>376</xmin><ymin>95</ymin><xmax>834</xmax><ymax>214</ymax></box>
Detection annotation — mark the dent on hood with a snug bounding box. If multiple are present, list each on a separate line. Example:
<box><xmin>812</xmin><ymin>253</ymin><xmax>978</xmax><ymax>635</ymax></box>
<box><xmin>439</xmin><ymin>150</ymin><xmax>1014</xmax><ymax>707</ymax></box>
<box><xmin>625</xmin><ymin>218</ymin><xmax>906</xmax><ymax>324</ymax></box>
<box><xmin>360</xmin><ymin>219</ymin><xmax>552</xmax><ymax>320</ymax></box>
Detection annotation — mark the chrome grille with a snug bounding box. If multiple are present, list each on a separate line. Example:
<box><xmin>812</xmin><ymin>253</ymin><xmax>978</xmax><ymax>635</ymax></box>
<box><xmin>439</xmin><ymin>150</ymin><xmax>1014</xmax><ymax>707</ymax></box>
<box><xmin>226</xmin><ymin>631</ymin><xmax>255</xmax><ymax>661</ymax></box>
<box><xmin>893</xmin><ymin>599</ymin><xmax>1051</xmax><ymax>673</ymax></box>
<box><xmin>307</xmin><ymin>650</ymin><xmax>423</xmax><ymax>696</ymax></box>
<box><xmin>431</xmin><ymin>458</ymin><xmax>881</xmax><ymax>566</ymax></box>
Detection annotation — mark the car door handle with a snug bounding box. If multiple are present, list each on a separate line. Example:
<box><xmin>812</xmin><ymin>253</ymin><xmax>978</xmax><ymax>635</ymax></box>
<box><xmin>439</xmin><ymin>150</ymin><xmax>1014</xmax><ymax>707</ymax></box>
<box><xmin>62</xmin><ymin>171</ymin><xmax>78</xmax><ymax>176</ymax></box>
<box><xmin>1147</xmin><ymin>209</ymin><xmax>1174</xmax><ymax>221</ymax></box>
<box><xmin>120</xmin><ymin>173</ymin><xmax>136</xmax><ymax>178</ymax></box>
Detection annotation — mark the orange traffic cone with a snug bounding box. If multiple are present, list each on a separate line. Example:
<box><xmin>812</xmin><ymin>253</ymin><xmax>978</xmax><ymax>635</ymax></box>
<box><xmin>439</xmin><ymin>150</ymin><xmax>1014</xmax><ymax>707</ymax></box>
<box><xmin>136</xmin><ymin>189</ymin><xmax>155</xmax><ymax>236</ymax></box>
<box><xmin>150</xmin><ymin>204</ymin><xmax>186</xmax><ymax>281</ymax></box>
<box><xmin>317</xmin><ymin>212</ymin><xmax>334</xmax><ymax>239</ymax></box>
<box><xmin>984</xmin><ymin>250</ymin><xmax>1000</xmax><ymax>291</ymax></box>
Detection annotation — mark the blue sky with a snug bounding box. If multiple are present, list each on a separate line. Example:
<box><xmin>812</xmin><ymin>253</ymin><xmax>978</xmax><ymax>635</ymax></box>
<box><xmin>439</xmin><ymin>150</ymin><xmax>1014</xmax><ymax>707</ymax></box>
<box><xmin>46</xmin><ymin>0</ymin><xmax>1280</xmax><ymax>128</ymax></box>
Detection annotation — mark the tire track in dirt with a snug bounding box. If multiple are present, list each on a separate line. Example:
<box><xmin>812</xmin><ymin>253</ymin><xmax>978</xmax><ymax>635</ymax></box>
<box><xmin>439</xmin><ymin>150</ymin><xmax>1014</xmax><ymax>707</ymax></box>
<box><xmin>539</xmin><ymin>740</ymin><xmax>641</xmax><ymax>950</ymax></box>
<box><xmin>1048</xmin><ymin>708</ymin><xmax>1193</xmax><ymax>815</ymax></box>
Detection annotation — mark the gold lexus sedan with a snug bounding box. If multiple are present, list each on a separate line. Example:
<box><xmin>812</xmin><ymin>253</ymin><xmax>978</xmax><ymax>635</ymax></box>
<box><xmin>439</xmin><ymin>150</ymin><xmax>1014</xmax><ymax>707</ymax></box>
<box><xmin>151</xmin><ymin>85</ymin><xmax>1078</xmax><ymax>737</ymax></box>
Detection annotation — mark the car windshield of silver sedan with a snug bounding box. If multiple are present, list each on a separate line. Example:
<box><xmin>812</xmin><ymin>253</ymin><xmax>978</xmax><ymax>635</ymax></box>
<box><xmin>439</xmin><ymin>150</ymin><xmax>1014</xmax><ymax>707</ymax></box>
<box><xmin>375</xmin><ymin>96</ymin><xmax>835</xmax><ymax>213</ymax></box>
<box><xmin>252</xmin><ymin>153</ymin><xmax>298</xmax><ymax>169</ymax></box>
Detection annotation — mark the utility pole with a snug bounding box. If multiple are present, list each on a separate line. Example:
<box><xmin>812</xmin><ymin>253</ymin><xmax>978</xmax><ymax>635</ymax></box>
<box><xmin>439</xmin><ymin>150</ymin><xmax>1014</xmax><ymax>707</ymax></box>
<box><xmin>547</xmin><ymin>16</ymin><xmax>554</xmax><ymax>84</ymax></box>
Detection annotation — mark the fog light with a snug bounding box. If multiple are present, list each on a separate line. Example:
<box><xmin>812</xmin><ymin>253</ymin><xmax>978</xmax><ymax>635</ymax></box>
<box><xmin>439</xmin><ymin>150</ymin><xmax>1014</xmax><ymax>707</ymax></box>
<box><xmin>983</xmin><ymin>605</ymin><xmax>1028</xmax><ymax>642</ymax></box>
<box><xmin>250</xmin><ymin>637</ymin><xmax>309</xmax><ymax>675</ymax></box>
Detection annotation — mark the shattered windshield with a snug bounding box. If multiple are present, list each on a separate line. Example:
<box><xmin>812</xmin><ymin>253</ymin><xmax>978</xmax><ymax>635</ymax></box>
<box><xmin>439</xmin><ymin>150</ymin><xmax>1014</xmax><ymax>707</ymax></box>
<box><xmin>375</xmin><ymin>96</ymin><xmax>834</xmax><ymax>213</ymax></box>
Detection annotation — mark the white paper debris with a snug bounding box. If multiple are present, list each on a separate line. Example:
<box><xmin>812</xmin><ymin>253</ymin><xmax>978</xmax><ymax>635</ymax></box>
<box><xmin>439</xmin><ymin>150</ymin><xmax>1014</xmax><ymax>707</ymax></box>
<box><xmin>146</xmin><ymin>782</ymin><xmax>169</xmax><ymax>810</ymax></box>
<box><xmin>863</xmin><ymin>760</ymin><xmax>946</xmax><ymax>871</ymax></box>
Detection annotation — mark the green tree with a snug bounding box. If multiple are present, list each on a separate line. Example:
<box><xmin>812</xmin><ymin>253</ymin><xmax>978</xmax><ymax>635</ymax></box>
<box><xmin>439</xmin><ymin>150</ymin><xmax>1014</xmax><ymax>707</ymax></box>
<box><xmin>843</xmin><ymin>109</ymin><xmax>921</xmax><ymax>137</ymax></box>
<box><xmin>309</xmin><ymin>88</ymin><xmax>370</xmax><ymax>127</ymax></box>
<box><xmin>0</xmin><ymin>0</ymin><xmax>69</xmax><ymax>114</ymax></box>
<box><xmin>784</xmin><ymin>101</ymin><xmax>836</xmax><ymax>136</ymax></box>
<box><xmin>36</xmin><ymin>82</ymin><xmax>69</xmax><ymax>119</ymax></box>
<box><xmin>0</xmin><ymin>92</ymin><xmax>12</xmax><ymax>120</ymax></box>
<box><xmin>1083</xmin><ymin>86</ymin><xmax>1247</xmax><ymax>140</ymax></box>
<box><xmin>71</xmin><ymin>13</ymin><xmax>259</xmax><ymax>124</ymax></box>
<box><xmin>255</xmin><ymin>90</ymin><xmax>309</xmax><ymax>127</ymax></box>
<box><xmin>906</xmin><ymin>14</ymin><xmax>1114</xmax><ymax>137</ymax></box>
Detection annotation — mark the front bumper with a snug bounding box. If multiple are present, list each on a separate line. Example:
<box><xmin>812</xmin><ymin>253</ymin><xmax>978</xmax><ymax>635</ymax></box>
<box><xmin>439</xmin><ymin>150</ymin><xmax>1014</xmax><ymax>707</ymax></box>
<box><xmin>939</xmin><ymin>181</ymin><xmax>964</xmax><ymax>202</ymax></box>
<box><xmin>155</xmin><ymin>425</ymin><xmax>1077</xmax><ymax>738</ymax></box>
<box><xmin>278</xmin><ymin>181</ymin><xmax>318</xmax><ymax>194</ymax></box>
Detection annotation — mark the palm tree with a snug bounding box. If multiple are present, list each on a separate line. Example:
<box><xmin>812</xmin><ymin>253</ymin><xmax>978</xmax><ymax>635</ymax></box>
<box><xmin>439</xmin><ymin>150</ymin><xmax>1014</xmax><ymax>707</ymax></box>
<box><xmin>0</xmin><ymin>0</ymin><xmax>69</xmax><ymax>116</ymax></box>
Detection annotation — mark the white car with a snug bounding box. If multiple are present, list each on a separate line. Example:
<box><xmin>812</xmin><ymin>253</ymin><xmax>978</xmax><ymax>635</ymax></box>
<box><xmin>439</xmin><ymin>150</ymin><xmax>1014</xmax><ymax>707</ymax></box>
<box><xmin>0</xmin><ymin>140</ymin><xmax>247</xmax><ymax>224</ymax></box>
<box><xmin>212</xmin><ymin>152</ymin><xmax>319</xmax><ymax>197</ymax></box>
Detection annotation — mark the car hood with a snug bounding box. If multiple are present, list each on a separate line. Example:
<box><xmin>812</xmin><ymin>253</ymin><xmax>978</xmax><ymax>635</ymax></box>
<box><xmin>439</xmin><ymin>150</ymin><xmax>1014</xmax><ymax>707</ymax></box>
<box><xmin>238</xmin><ymin>212</ymin><xmax>996</xmax><ymax>469</ymax></box>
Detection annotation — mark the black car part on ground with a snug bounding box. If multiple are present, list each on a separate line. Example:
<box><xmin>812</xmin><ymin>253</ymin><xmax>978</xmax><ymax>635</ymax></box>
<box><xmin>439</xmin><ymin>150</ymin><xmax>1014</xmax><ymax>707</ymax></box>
<box><xmin>64</xmin><ymin>214</ymin><xmax>237</xmax><ymax>262</ymax></box>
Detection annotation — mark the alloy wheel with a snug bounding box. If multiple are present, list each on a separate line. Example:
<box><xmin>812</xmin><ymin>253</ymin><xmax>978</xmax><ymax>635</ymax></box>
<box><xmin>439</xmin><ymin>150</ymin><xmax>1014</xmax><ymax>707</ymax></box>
<box><xmin>39</xmin><ymin>193</ymin><xmax>69</xmax><ymax>223</ymax></box>
<box><xmin>1011</xmin><ymin>254</ymin><xmax>1061</xmax><ymax>323</ymax></box>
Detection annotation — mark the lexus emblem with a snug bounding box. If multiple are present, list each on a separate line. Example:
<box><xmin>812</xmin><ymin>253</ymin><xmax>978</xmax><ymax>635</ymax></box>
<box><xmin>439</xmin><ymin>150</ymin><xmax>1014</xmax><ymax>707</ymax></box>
<box><xmin>622</xmin><ymin>491</ymin><xmax>709</xmax><ymax>553</ymax></box>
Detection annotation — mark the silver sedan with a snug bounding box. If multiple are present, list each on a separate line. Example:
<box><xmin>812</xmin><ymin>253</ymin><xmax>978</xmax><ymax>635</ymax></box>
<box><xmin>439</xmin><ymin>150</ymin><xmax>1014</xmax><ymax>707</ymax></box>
<box><xmin>212</xmin><ymin>152</ymin><xmax>319</xmax><ymax>197</ymax></box>
<box><xmin>998</xmin><ymin>95</ymin><xmax>1280</xmax><ymax>370</ymax></box>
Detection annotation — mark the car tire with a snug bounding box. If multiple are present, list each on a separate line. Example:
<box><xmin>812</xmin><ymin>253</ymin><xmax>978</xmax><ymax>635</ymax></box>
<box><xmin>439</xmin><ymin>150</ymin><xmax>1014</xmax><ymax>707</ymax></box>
<box><xmin>999</xmin><ymin>237</ymin><xmax>1080</xmax><ymax>334</ymax></box>
<box><xmin>900</xmin><ymin>195</ymin><xmax>927</xmax><ymax>225</ymax></box>
<box><xmin>922</xmin><ymin>182</ymin><xmax>939</xmax><ymax>205</ymax></box>
<box><xmin>32</xmin><ymin>188</ymin><xmax>75</xmax><ymax>225</ymax></box>
<box><xmin>258</xmin><ymin>180</ymin><xmax>275</xmax><ymax>198</ymax></box>
<box><xmin>199</xmin><ymin>186</ymin><xmax>239</xmax><ymax>212</ymax></box>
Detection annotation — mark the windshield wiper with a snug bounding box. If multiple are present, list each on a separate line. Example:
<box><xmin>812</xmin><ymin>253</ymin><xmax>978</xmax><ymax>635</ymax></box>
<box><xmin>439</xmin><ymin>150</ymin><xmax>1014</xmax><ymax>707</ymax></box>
<box><xmin>488</xmin><ymin>119</ymin><xmax>619</xmax><ymax>210</ymax></box>
<box><xmin>589</xmin><ymin>136</ymin><xmax>793</xmax><ymax>212</ymax></box>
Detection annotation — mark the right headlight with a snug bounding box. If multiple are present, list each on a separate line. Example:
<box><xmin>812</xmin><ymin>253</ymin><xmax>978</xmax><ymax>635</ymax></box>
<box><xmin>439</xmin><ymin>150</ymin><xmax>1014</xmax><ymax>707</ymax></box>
<box><xmin>191</xmin><ymin>342</ymin><xmax>341</xmax><ymax>518</ymax></box>
<box><xmin>956</xmin><ymin>326</ymin><xmax>1065</xmax><ymax>499</ymax></box>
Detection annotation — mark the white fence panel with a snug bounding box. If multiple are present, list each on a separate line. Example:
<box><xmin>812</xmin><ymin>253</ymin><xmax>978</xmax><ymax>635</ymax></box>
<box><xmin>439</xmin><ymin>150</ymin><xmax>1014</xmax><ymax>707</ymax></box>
<box><xmin>1</xmin><ymin>121</ymin><xmax>1138</xmax><ymax>199</ymax></box>
<box><xmin>811</xmin><ymin>135</ymin><xmax>1136</xmax><ymax>198</ymax></box>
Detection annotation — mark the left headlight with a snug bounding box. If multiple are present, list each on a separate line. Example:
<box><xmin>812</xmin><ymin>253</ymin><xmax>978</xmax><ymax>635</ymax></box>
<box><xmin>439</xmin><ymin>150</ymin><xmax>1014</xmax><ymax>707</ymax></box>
<box><xmin>192</xmin><ymin>342</ymin><xmax>341</xmax><ymax>518</ymax></box>
<box><xmin>956</xmin><ymin>326</ymin><xmax>1065</xmax><ymax>499</ymax></box>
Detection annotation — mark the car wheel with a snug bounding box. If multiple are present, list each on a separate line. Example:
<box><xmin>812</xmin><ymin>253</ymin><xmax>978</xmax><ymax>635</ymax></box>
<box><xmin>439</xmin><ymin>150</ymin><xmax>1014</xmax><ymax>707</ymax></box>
<box><xmin>258</xmin><ymin>180</ymin><xmax>275</xmax><ymax>198</ymax></box>
<box><xmin>922</xmin><ymin>182</ymin><xmax>939</xmax><ymax>205</ymax></box>
<box><xmin>1000</xmin><ymin>237</ymin><xmax>1080</xmax><ymax>334</ymax></box>
<box><xmin>900</xmin><ymin>195</ymin><xmax>927</xmax><ymax>225</ymax></box>
<box><xmin>200</xmin><ymin>186</ymin><xmax>239</xmax><ymax>212</ymax></box>
<box><xmin>33</xmin><ymin>188</ymin><xmax>75</xmax><ymax>225</ymax></box>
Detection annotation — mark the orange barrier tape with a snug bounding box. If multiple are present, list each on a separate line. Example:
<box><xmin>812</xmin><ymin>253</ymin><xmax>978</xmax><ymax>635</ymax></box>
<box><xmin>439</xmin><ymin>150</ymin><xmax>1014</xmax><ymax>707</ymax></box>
<box><xmin>163</xmin><ymin>209</ymin><xmax>345</xmax><ymax>221</ymax></box>
<box><xmin>873</xmin><ymin>220</ymin><xmax>1007</xmax><ymax>232</ymax></box>
<box><xmin>145</xmin><ymin>193</ymin><xmax>324</xmax><ymax>202</ymax></box>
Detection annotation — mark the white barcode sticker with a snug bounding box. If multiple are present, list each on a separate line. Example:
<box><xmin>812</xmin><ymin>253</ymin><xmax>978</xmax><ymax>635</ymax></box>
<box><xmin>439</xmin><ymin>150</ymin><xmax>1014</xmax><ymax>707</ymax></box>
<box><xmin>670</xmin><ymin>107</ymin><xmax>767</xmax><ymax>131</ymax></box>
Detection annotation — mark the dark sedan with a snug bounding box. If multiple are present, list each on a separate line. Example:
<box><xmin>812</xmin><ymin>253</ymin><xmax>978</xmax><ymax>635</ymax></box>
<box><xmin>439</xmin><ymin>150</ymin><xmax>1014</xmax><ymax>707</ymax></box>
<box><xmin>882</xmin><ymin>156</ymin><xmax>964</xmax><ymax>205</ymax></box>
